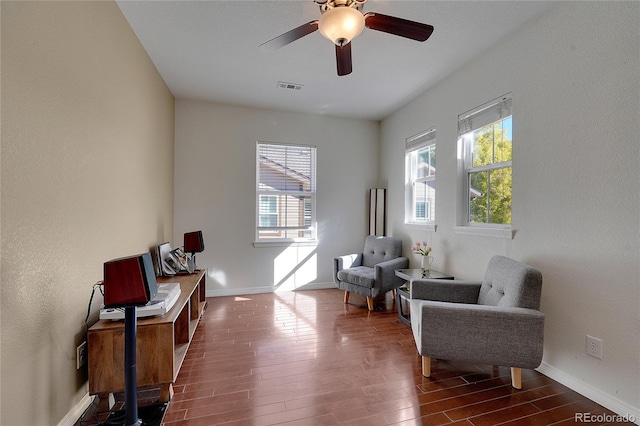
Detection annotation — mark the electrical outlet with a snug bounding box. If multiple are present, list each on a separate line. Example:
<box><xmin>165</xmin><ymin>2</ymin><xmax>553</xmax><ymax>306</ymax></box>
<box><xmin>76</xmin><ymin>341</ymin><xmax>87</xmax><ymax>369</ymax></box>
<box><xmin>586</xmin><ymin>335</ymin><xmax>603</xmax><ymax>360</ymax></box>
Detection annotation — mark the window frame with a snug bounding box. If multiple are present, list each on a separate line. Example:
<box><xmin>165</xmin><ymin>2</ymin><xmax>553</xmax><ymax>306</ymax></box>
<box><xmin>405</xmin><ymin>128</ymin><xmax>436</xmax><ymax>229</ymax></box>
<box><xmin>455</xmin><ymin>94</ymin><xmax>514</xmax><ymax>238</ymax></box>
<box><xmin>255</xmin><ymin>142</ymin><xmax>317</xmax><ymax>246</ymax></box>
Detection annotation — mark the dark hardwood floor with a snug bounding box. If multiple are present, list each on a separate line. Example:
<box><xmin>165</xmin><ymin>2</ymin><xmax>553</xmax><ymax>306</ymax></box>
<box><xmin>77</xmin><ymin>288</ymin><xmax>630</xmax><ymax>425</ymax></box>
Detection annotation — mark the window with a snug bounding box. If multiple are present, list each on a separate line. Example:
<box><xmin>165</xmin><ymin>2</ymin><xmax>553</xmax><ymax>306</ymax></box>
<box><xmin>405</xmin><ymin>128</ymin><xmax>436</xmax><ymax>225</ymax></box>
<box><xmin>256</xmin><ymin>142</ymin><xmax>316</xmax><ymax>242</ymax></box>
<box><xmin>458</xmin><ymin>94</ymin><xmax>512</xmax><ymax>226</ymax></box>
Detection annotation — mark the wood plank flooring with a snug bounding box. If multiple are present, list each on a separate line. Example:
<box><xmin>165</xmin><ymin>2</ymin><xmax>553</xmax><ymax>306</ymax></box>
<box><xmin>77</xmin><ymin>288</ymin><xmax>630</xmax><ymax>425</ymax></box>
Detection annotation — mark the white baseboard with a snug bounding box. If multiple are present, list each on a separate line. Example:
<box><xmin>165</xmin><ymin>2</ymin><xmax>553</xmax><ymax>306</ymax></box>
<box><xmin>205</xmin><ymin>282</ymin><xmax>336</xmax><ymax>298</ymax></box>
<box><xmin>537</xmin><ymin>362</ymin><xmax>640</xmax><ymax>424</ymax></box>
<box><xmin>291</xmin><ymin>282</ymin><xmax>336</xmax><ymax>291</ymax></box>
<box><xmin>58</xmin><ymin>392</ymin><xmax>94</xmax><ymax>426</ymax></box>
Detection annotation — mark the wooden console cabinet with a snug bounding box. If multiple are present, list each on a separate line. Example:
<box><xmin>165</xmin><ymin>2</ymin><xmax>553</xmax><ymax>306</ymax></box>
<box><xmin>88</xmin><ymin>269</ymin><xmax>206</xmax><ymax>402</ymax></box>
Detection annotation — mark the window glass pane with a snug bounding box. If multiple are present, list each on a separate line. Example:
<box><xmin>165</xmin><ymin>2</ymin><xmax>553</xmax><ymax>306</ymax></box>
<box><xmin>472</xmin><ymin>127</ymin><xmax>492</xmax><ymax>167</ymax></box>
<box><xmin>488</xmin><ymin>167</ymin><xmax>512</xmax><ymax>224</ymax></box>
<box><xmin>414</xmin><ymin>180</ymin><xmax>435</xmax><ymax>222</ymax></box>
<box><xmin>416</xmin><ymin>145</ymin><xmax>435</xmax><ymax>178</ymax></box>
<box><xmin>468</xmin><ymin>170</ymin><xmax>488</xmax><ymax>223</ymax></box>
<box><xmin>304</xmin><ymin>199</ymin><xmax>312</xmax><ymax>228</ymax></box>
<box><xmin>259</xmin><ymin>195</ymin><xmax>277</xmax><ymax>214</ymax></box>
<box><xmin>415</xmin><ymin>202</ymin><xmax>426</xmax><ymax>220</ymax></box>
<box><xmin>471</xmin><ymin>117</ymin><xmax>512</xmax><ymax>167</ymax></box>
<box><xmin>468</xmin><ymin>168</ymin><xmax>511</xmax><ymax>224</ymax></box>
<box><xmin>259</xmin><ymin>215</ymin><xmax>277</xmax><ymax>227</ymax></box>
<box><xmin>257</xmin><ymin>195</ymin><xmax>313</xmax><ymax>235</ymax></box>
<box><xmin>275</xmin><ymin>194</ymin><xmax>310</xmax><ymax>229</ymax></box>
<box><xmin>258</xmin><ymin>195</ymin><xmax>278</xmax><ymax>228</ymax></box>
<box><xmin>495</xmin><ymin>116</ymin><xmax>512</xmax><ymax>163</ymax></box>
<box><xmin>258</xmin><ymin>144</ymin><xmax>314</xmax><ymax>192</ymax></box>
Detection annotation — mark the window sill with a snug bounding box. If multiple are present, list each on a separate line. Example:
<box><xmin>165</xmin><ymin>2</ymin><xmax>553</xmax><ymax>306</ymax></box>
<box><xmin>404</xmin><ymin>223</ymin><xmax>437</xmax><ymax>232</ymax></box>
<box><xmin>253</xmin><ymin>240</ymin><xmax>318</xmax><ymax>248</ymax></box>
<box><xmin>452</xmin><ymin>226</ymin><xmax>514</xmax><ymax>239</ymax></box>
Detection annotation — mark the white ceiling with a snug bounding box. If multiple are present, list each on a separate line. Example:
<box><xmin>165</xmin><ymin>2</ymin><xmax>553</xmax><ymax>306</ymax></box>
<box><xmin>116</xmin><ymin>0</ymin><xmax>559</xmax><ymax>121</ymax></box>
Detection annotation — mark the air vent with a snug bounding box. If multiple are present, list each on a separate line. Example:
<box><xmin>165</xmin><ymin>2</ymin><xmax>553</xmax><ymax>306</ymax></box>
<box><xmin>277</xmin><ymin>81</ymin><xmax>304</xmax><ymax>91</ymax></box>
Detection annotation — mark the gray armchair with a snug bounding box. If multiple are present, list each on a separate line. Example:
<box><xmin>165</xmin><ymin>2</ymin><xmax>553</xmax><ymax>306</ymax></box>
<box><xmin>410</xmin><ymin>255</ymin><xmax>544</xmax><ymax>389</ymax></box>
<box><xmin>333</xmin><ymin>236</ymin><xmax>409</xmax><ymax>311</ymax></box>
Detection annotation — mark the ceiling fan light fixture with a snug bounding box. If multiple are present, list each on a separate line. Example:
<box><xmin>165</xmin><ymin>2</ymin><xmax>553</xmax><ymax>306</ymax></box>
<box><xmin>318</xmin><ymin>6</ymin><xmax>365</xmax><ymax>46</ymax></box>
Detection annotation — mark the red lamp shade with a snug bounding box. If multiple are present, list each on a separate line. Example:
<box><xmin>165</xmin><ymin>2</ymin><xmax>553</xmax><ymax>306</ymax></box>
<box><xmin>184</xmin><ymin>231</ymin><xmax>205</xmax><ymax>253</ymax></box>
<box><xmin>103</xmin><ymin>252</ymin><xmax>158</xmax><ymax>308</ymax></box>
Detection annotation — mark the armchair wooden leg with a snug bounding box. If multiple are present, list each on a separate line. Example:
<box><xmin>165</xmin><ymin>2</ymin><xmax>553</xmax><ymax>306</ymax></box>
<box><xmin>343</xmin><ymin>291</ymin><xmax>350</xmax><ymax>304</ymax></box>
<box><xmin>511</xmin><ymin>367</ymin><xmax>522</xmax><ymax>389</ymax></box>
<box><xmin>366</xmin><ymin>296</ymin><xmax>374</xmax><ymax>311</ymax></box>
<box><xmin>422</xmin><ymin>356</ymin><xmax>431</xmax><ymax>377</ymax></box>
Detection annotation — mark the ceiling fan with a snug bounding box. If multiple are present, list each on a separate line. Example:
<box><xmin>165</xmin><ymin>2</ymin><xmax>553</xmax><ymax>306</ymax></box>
<box><xmin>259</xmin><ymin>0</ymin><xmax>434</xmax><ymax>76</ymax></box>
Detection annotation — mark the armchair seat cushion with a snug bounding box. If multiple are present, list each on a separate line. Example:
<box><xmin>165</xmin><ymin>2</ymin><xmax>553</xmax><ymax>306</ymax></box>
<box><xmin>337</xmin><ymin>266</ymin><xmax>375</xmax><ymax>289</ymax></box>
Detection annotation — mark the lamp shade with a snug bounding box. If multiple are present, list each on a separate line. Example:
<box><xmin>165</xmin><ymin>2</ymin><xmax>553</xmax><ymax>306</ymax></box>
<box><xmin>318</xmin><ymin>6</ymin><xmax>365</xmax><ymax>46</ymax></box>
<box><xmin>184</xmin><ymin>231</ymin><xmax>205</xmax><ymax>253</ymax></box>
<box><xmin>103</xmin><ymin>252</ymin><xmax>158</xmax><ymax>308</ymax></box>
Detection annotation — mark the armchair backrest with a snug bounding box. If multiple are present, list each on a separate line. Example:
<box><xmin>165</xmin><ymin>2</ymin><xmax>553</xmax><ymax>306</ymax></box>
<box><xmin>477</xmin><ymin>256</ymin><xmax>543</xmax><ymax>309</ymax></box>
<box><xmin>362</xmin><ymin>236</ymin><xmax>403</xmax><ymax>268</ymax></box>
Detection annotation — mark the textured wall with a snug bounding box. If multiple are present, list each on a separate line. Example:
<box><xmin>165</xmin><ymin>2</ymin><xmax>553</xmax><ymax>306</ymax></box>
<box><xmin>1</xmin><ymin>1</ymin><xmax>174</xmax><ymax>424</ymax></box>
<box><xmin>380</xmin><ymin>1</ymin><xmax>639</xmax><ymax>415</ymax></box>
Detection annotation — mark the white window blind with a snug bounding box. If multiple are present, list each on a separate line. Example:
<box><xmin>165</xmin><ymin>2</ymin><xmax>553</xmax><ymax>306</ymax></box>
<box><xmin>256</xmin><ymin>143</ymin><xmax>316</xmax><ymax>240</ymax></box>
<box><xmin>406</xmin><ymin>128</ymin><xmax>436</xmax><ymax>152</ymax></box>
<box><xmin>458</xmin><ymin>95</ymin><xmax>512</xmax><ymax>136</ymax></box>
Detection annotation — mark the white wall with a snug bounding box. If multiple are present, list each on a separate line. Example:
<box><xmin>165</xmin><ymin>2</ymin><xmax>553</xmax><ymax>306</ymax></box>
<box><xmin>174</xmin><ymin>100</ymin><xmax>379</xmax><ymax>295</ymax></box>
<box><xmin>380</xmin><ymin>1</ymin><xmax>639</xmax><ymax>417</ymax></box>
<box><xmin>1</xmin><ymin>1</ymin><xmax>175</xmax><ymax>424</ymax></box>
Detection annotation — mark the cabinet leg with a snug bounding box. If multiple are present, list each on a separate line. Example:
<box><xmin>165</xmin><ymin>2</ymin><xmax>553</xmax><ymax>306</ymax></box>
<box><xmin>96</xmin><ymin>393</ymin><xmax>115</xmax><ymax>412</ymax></box>
<box><xmin>160</xmin><ymin>383</ymin><xmax>174</xmax><ymax>402</ymax></box>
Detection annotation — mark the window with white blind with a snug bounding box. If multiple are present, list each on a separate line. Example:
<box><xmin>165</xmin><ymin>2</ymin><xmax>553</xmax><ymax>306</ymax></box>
<box><xmin>458</xmin><ymin>94</ymin><xmax>512</xmax><ymax>228</ymax></box>
<box><xmin>405</xmin><ymin>128</ymin><xmax>436</xmax><ymax>225</ymax></box>
<box><xmin>256</xmin><ymin>142</ymin><xmax>316</xmax><ymax>242</ymax></box>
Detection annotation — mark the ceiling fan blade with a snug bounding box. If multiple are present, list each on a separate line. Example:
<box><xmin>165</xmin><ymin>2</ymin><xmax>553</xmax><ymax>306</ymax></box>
<box><xmin>259</xmin><ymin>21</ymin><xmax>319</xmax><ymax>52</ymax></box>
<box><xmin>335</xmin><ymin>42</ymin><xmax>352</xmax><ymax>76</ymax></box>
<box><xmin>364</xmin><ymin>12</ymin><xmax>434</xmax><ymax>42</ymax></box>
